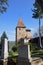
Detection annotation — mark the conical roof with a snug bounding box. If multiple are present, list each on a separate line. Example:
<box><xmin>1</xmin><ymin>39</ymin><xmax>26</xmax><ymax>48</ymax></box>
<box><xmin>1</xmin><ymin>31</ymin><xmax>8</xmax><ymax>39</ymax></box>
<box><xmin>16</xmin><ymin>19</ymin><xmax>26</xmax><ymax>28</ymax></box>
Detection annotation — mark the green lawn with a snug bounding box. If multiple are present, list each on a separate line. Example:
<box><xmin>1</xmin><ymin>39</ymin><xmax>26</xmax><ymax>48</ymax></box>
<box><xmin>9</xmin><ymin>51</ymin><xmax>18</xmax><ymax>63</ymax></box>
<box><xmin>30</xmin><ymin>43</ymin><xmax>43</xmax><ymax>57</ymax></box>
<box><xmin>9</xmin><ymin>45</ymin><xmax>18</xmax><ymax>63</ymax></box>
<box><xmin>9</xmin><ymin>50</ymin><xmax>18</xmax><ymax>57</ymax></box>
<box><xmin>9</xmin><ymin>43</ymin><xmax>43</xmax><ymax>62</ymax></box>
<box><xmin>41</xmin><ymin>64</ymin><xmax>43</xmax><ymax>65</ymax></box>
<box><xmin>31</xmin><ymin>49</ymin><xmax>43</xmax><ymax>57</ymax></box>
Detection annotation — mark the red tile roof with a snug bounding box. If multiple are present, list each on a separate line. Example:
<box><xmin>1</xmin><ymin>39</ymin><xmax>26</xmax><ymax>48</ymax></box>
<box><xmin>17</xmin><ymin>19</ymin><xmax>26</xmax><ymax>28</ymax></box>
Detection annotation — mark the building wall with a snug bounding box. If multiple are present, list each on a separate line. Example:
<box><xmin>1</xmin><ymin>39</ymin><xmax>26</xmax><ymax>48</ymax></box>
<box><xmin>16</xmin><ymin>27</ymin><xmax>26</xmax><ymax>43</ymax></box>
<box><xmin>26</xmin><ymin>31</ymin><xmax>32</xmax><ymax>39</ymax></box>
<box><xmin>16</xmin><ymin>27</ymin><xmax>32</xmax><ymax>44</ymax></box>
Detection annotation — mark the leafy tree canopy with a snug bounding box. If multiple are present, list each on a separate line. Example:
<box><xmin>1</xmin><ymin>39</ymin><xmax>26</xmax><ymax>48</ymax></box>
<box><xmin>0</xmin><ymin>0</ymin><xmax>8</xmax><ymax>14</ymax></box>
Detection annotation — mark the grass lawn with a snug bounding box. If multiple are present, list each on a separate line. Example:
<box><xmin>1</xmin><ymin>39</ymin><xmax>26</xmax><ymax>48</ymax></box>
<box><xmin>9</xmin><ymin>50</ymin><xmax>18</xmax><ymax>63</ymax></box>
<box><xmin>31</xmin><ymin>49</ymin><xmax>43</xmax><ymax>57</ymax></box>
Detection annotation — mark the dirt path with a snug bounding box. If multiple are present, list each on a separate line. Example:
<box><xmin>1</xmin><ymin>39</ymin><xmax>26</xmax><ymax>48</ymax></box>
<box><xmin>31</xmin><ymin>57</ymin><xmax>43</xmax><ymax>65</ymax></box>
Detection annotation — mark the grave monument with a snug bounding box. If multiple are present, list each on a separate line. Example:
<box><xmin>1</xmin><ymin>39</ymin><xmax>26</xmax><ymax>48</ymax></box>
<box><xmin>1</xmin><ymin>32</ymin><xmax>8</xmax><ymax>65</ymax></box>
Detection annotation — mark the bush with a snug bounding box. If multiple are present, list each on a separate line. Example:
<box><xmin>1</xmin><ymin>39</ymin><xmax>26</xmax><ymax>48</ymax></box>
<box><xmin>12</xmin><ymin>45</ymin><xmax>18</xmax><ymax>52</ymax></box>
<box><xmin>30</xmin><ymin>43</ymin><xmax>37</xmax><ymax>51</ymax></box>
<box><xmin>9</xmin><ymin>51</ymin><xmax>13</xmax><ymax>58</ymax></box>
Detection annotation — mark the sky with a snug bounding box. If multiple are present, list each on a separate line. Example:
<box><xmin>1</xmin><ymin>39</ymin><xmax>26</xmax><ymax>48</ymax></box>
<box><xmin>0</xmin><ymin>0</ymin><xmax>43</xmax><ymax>41</ymax></box>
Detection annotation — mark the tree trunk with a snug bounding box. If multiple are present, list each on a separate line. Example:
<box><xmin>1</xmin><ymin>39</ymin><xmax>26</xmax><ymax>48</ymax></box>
<box><xmin>39</xmin><ymin>16</ymin><xmax>42</xmax><ymax>48</ymax></box>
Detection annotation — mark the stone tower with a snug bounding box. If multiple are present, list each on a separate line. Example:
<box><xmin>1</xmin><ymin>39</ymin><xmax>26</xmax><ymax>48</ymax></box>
<box><xmin>16</xmin><ymin>19</ymin><xmax>32</xmax><ymax>44</ymax></box>
<box><xmin>16</xmin><ymin>19</ymin><xmax>26</xmax><ymax>43</ymax></box>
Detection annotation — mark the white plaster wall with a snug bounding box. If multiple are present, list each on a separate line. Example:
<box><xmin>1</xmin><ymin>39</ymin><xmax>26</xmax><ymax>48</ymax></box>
<box><xmin>1</xmin><ymin>38</ymin><xmax>8</xmax><ymax>59</ymax></box>
<box><xmin>4</xmin><ymin>39</ymin><xmax>8</xmax><ymax>59</ymax></box>
<box><xmin>28</xmin><ymin>45</ymin><xmax>31</xmax><ymax>62</ymax></box>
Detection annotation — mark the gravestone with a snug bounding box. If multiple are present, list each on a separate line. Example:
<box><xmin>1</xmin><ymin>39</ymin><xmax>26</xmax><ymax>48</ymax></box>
<box><xmin>1</xmin><ymin>32</ymin><xmax>8</xmax><ymax>65</ymax></box>
<box><xmin>17</xmin><ymin>43</ymin><xmax>31</xmax><ymax>65</ymax></box>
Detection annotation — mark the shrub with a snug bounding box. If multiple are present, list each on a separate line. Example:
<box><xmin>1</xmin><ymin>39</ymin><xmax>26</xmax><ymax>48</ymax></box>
<box><xmin>30</xmin><ymin>43</ymin><xmax>37</xmax><ymax>51</ymax></box>
<box><xmin>12</xmin><ymin>45</ymin><xmax>18</xmax><ymax>52</ymax></box>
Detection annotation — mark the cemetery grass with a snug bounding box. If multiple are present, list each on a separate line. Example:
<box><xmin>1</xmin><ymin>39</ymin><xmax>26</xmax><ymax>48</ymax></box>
<box><xmin>9</xmin><ymin>44</ymin><xmax>18</xmax><ymax>63</ymax></box>
<box><xmin>31</xmin><ymin>49</ymin><xmax>43</xmax><ymax>57</ymax></box>
<box><xmin>30</xmin><ymin>43</ymin><xmax>43</xmax><ymax>57</ymax></box>
<box><xmin>9</xmin><ymin>50</ymin><xmax>18</xmax><ymax>63</ymax></box>
<box><xmin>8</xmin><ymin>43</ymin><xmax>43</xmax><ymax>63</ymax></box>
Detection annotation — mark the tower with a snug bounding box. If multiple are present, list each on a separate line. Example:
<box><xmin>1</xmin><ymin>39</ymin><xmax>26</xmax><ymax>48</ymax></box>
<box><xmin>16</xmin><ymin>19</ymin><xmax>32</xmax><ymax>44</ymax></box>
<box><xmin>16</xmin><ymin>19</ymin><xmax>26</xmax><ymax>43</ymax></box>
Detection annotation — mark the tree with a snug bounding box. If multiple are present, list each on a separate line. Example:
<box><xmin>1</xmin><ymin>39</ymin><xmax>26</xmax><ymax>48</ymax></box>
<box><xmin>33</xmin><ymin>32</ymin><xmax>38</xmax><ymax>37</ymax></box>
<box><xmin>40</xmin><ymin>26</ymin><xmax>43</xmax><ymax>35</ymax></box>
<box><xmin>32</xmin><ymin>0</ymin><xmax>43</xmax><ymax>48</ymax></box>
<box><xmin>0</xmin><ymin>0</ymin><xmax>8</xmax><ymax>14</ymax></box>
<box><xmin>33</xmin><ymin>25</ymin><xmax>43</xmax><ymax>37</ymax></box>
<box><xmin>36</xmin><ymin>0</ymin><xmax>43</xmax><ymax>12</ymax></box>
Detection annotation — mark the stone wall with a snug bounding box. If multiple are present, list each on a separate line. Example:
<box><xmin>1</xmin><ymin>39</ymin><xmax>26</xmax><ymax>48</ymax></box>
<box><xmin>26</xmin><ymin>31</ymin><xmax>32</xmax><ymax>39</ymax></box>
<box><xmin>16</xmin><ymin>27</ymin><xmax>32</xmax><ymax>44</ymax></box>
<box><xmin>16</xmin><ymin>27</ymin><xmax>26</xmax><ymax>43</ymax></box>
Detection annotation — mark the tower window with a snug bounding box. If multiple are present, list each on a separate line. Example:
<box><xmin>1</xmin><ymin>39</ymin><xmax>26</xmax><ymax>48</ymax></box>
<box><xmin>19</xmin><ymin>28</ymin><xmax>21</xmax><ymax>30</ymax></box>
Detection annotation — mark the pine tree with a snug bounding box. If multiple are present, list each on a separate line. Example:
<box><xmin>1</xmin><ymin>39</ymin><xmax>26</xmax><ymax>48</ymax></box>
<box><xmin>32</xmin><ymin>0</ymin><xmax>43</xmax><ymax>48</ymax></box>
